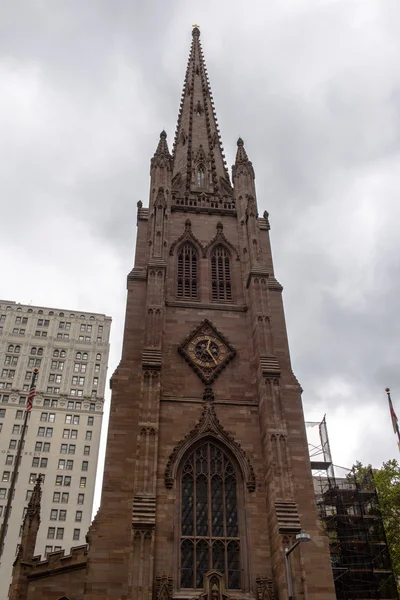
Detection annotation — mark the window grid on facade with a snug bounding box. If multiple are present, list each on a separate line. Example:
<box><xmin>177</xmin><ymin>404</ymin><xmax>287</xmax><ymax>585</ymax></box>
<box><xmin>177</xmin><ymin>243</ymin><xmax>198</xmax><ymax>299</ymax></box>
<box><xmin>180</xmin><ymin>441</ymin><xmax>240</xmax><ymax>591</ymax></box>
<box><xmin>211</xmin><ymin>246</ymin><xmax>232</xmax><ymax>302</ymax></box>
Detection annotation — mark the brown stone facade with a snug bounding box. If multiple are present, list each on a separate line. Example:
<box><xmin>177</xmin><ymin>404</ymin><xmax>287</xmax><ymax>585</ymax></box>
<box><xmin>9</xmin><ymin>27</ymin><xmax>336</xmax><ymax>600</ymax></box>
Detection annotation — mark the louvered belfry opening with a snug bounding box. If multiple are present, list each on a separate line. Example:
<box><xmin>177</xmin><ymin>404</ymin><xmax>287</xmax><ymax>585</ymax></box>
<box><xmin>177</xmin><ymin>243</ymin><xmax>198</xmax><ymax>299</ymax></box>
<box><xmin>180</xmin><ymin>441</ymin><xmax>240</xmax><ymax>590</ymax></box>
<box><xmin>211</xmin><ymin>246</ymin><xmax>231</xmax><ymax>302</ymax></box>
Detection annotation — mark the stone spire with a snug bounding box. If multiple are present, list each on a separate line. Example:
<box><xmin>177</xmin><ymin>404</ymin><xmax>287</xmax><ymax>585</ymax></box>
<box><xmin>19</xmin><ymin>474</ymin><xmax>42</xmax><ymax>562</ymax></box>
<box><xmin>151</xmin><ymin>130</ymin><xmax>172</xmax><ymax>170</ymax></box>
<box><xmin>172</xmin><ymin>27</ymin><xmax>231</xmax><ymax>196</ymax></box>
<box><xmin>232</xmin><ymin>137</ymin><xmax>255</xmax><ymax>180</ymax></box>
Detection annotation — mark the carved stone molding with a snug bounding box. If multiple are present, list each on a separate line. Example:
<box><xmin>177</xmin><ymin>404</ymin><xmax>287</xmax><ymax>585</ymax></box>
<box><xmin>260</xmin><ymin>355</ymin><xmax>280</xmax><ymax>378</ymax></box>
<box><xmin>202</xmin><ymin>222</ymin><xmax>239</xmax><ymax>260</ymax></box>
<box><xmin>164</xmin><ymin>401</ymin><xmax>255</xmax><ymax>492</ymax></box>
<box><xmin>169</xmin><ymin>219</ymin><xmax>205</xmax><ymax>256</ymax></box>
<box><xmin>132</xmin><ymin>495</ymin><xmax>156</xmax><ymax>529</ymax></box>
<box><xmin>275</xmin><ymin>501</ymin><xmax>301</xmax><ymax>534</ymax></box>
<box><xmin>178</xmin><ymin>319</ymin><xmax>236</xmax><ymax>384</ymax></box>
<box><xmin>194</xmin><ymin>570</ymin><xmax>230</xmax><ymax>600</ymax></box>
<box><xmin>156</xmin><ymin>575</ymin><xmax>173</xmax><ymax>600</ymax></box>
<box><xmin>256</xmin><ymin>577</ymin><xmax>275</xmax><ymax>600</ymax></box>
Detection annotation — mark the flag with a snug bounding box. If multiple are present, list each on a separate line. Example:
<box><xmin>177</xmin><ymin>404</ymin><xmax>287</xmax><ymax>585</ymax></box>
<box><xmin>27</xmin><ymin>369</ymin><xmax>38</xmax><ymax>412</ymax></box>
<box><xmin>386</xmin><ymin>388</ymin><xmax>400</xmax><ymax>436</ymax></box>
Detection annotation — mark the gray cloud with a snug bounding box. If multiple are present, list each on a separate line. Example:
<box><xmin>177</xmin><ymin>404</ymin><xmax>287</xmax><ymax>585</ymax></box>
<box><xmin>1</xmin><ymin>0</ymin><xmax>400</xmax><ymax>505</ymax></box>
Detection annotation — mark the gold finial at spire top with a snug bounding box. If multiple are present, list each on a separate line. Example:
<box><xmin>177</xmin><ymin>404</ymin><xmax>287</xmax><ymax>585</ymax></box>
<box><xmin>192</xmin><ymin>24</ymin><xmax>200</xmax><ymax>37</ymax></box>
<box><xmin>192</xmin><ymin>24</ymin><xmax>200</xmax><ymax>27</ymax></box>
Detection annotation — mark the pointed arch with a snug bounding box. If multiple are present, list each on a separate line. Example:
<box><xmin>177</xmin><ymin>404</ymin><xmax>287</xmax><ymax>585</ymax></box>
<box><xmin>169</xmin><ymin>219</ymin><xmax>205</xmax><ymax>257</ymax></box>
<box><xmin>197</xmin><ymin>163</ymin><xmax>206</xmax><ymax>187</ymax></box>
<box><xmin>211</xmin><ymin>245</ymin><xmax>232</xmax><ymax>302</ymax></box>
<box><xmin>202</xmin><ymin>224</ymin><xmax>239</xmax><ymax>260</ymax></box>
<box><xmin>177</xmin><ymin>242</ymin><xmax>198</xmax><ymax>299</ymax></box>
<box><xmin>178</xmin><ymin>438</ymin><xmax>243</xmax><ymax>590</ymax></box>
<box><xmin>164</xmin><ymin>402</ymin><xmax>255</xmax><ymax>492</ymax></box>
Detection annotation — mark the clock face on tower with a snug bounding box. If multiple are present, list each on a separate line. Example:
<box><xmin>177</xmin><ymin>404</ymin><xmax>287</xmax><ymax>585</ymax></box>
<box><xmin>178</xmin><ymin>320</ymin><xmax>236</xmax><ymax>384</ymax></box>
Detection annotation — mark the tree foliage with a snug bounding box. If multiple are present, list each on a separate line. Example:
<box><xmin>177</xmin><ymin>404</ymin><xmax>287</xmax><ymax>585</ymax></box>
<box><xmin>350</xmin><ymin>459</ymin><xmax>400</xmax><ymax>588</ymax></box>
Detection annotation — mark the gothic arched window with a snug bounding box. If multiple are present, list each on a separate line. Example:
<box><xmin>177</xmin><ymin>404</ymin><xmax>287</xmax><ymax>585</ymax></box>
<box><xmin>211</xmin><ymin>246</ymin><xmax>232</xmax><ymax>302</ymax></box>
<box><xmin>180</xmin><ymin>441</ymin><xmax>241</xmax><ymax>590</ymax></box>
<box><xmin>177</xmin><ymin>243</ymin><xmax>198</xmax><ymax>299</ymax></box>
<box><xmin>197</xmin><ymin>165</ymin><xmax>205</xmax><ymax>187</ymax></box>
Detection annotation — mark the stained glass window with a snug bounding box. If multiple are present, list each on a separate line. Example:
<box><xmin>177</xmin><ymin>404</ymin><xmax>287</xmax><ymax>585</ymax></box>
<box><xmin>180</xmin><ymin>441</ymin><xmax>240</xmax><ymax>590</ymax></box>
<box><xmin>211</xmin><ymin>246</ymin><xmax>231</xmax><ymax>302</ymax></box>
<box><xmin>177</xmin><ymin>243</ymin><xmax>198</xmax><ymax>299</ymax></box>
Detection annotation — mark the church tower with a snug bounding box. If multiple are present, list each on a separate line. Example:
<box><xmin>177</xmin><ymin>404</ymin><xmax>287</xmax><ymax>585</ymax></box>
<box><xmin>84</xmin><ymin>27</ymin><xmax>336</xmax><ymax>600</ymax></box>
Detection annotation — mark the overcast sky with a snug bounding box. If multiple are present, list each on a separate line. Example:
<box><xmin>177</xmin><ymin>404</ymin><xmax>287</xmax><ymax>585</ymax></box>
<box><xmin>1</xmin><ymin>0</ymin><xmax>400</xmax><ymax>509</ymax></box>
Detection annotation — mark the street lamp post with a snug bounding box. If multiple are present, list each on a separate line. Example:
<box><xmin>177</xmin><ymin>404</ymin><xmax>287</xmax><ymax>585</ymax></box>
<box><xmin>284</xmin><ymin>530</ymin><xmax>311</xmax><ymax>600</ymax></box>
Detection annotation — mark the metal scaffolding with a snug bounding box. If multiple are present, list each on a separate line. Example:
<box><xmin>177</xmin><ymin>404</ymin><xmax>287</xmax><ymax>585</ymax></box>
<box><xmin>306</xmin><ymin>418</ymin><xmax>399</xmax><ymax>600</ymax></box>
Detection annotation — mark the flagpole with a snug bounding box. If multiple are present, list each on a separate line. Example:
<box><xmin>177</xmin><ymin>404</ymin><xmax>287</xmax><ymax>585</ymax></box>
<box><xmin>385</xmin><ymin>387</ymin><xmax>400</xmax><ymax>452</ymax></box>
<box><xmin>0</xmin><ymin>368</ymin><xmax>39</xmax><ymax>562</ymax></box>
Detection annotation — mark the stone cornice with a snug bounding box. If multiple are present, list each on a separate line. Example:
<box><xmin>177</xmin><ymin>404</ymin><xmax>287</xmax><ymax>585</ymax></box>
<box><xmin>166</xmin><ymin>300</ymin><xmax>247</xmax><ymax>312</ymax></box>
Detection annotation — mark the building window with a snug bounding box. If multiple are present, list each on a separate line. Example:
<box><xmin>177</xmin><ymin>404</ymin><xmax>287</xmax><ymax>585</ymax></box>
<box><xmin>96</xmin><ymin>353</ymin><xmax>101</xmax><ymax>360</ymax></box>
<box><xmin>9</xmin><ymin>439</ymin><xmax>16</xmax><ymax>450</ymax></box>
<box><xmin>77</xmin><ymin>493</ymin><xmax>84</xmax><ymax>505</ymax></box>
<box><xmin>45</xmin><ymin>545</ymin><xmax>53</xmax><ymax>555</ymax></box>
<box><xmin>83</xmin><ymin>446</ymin><xmax>90</xmax><ymax>456</ymax></box>
<box><xmin>65</xmin><ymin>414</ymin><xmax>80</xmax><ymax>425</ymax></box>
<box><xmin>12</xmin><ymin>425</ymin><xmax>20</xmax><ymax>434</ymax></box>
<box><xmin>66</xmin><ymin>460</ymin><xmax>74</xmax><ymax>470</ymax></box>
<box><xmin>211</xmin><ymin>246</ymin><xmax>232</xmax><ymax>302</ymax></box>
<box><xmin>2</xmin><ymin>471</ymin><xmax>10</xmax><ymax>482</ymax></box>
<box><xmin>81</xmin><ymin>461</ymin><xmax>88</xmax><ymax>471</ymax></box>
<box><xmin>60</xmin><ymin>444</ymin><xmax>68</xmax><ymax>454</ymax></box>
<box><xmin>79</xmin><ymin>477</ymin><xmax>86</xmax><ymax>488</ymax></box>
<box><xmin>46</xmin><ymin>428</ymin><xmax>53</xmax><ymax>437</ymax></box>
<box><xmin>87</xmin><ymin>416</ymin><xmax>94</xmax><ymax>426</ymax></box>
<box><xmin>5</xmin><ymin>455</ymin><xmax>13</xmax><ymax>465</ymax></box>
<box><xmin>177</xmin><ymin>243</ymin><xmax>198</xmax><ymax>299</ymax></box>
<box><xmin>56</xmin><ymin>527</ymin><xmax>64</xmax><ymax>540</ymax></box>
<box><xmin>15</xmin><ymin>409</ymin><xmax>23</xmax><ymax>419</ymax></box>
<box><xmin>73</xmin><ymin>528</ymin><xmax>80</xmax><ymax>541</ymax></box>
<box><xmin>68</xmin><ymin>445</ymin><xmax>76</xmax><ymax>454</ymax></box>
<box><xmin>50</xmin><ymin>509</ymin><xmax>58</xmax><ymax>520</ymax></box>
<box><xmin>26</xmin><ymin>490</ymin><xmax>33</xmax><ymax>501</ymax></box>
<box><xmin>75</xmin><ymin>510</ymin><xmax>82</xmax><ymax>522</ymax></box>
<box><xmin>53</xmin><ymin>492</ymin><xmax>60</xmax><ymax>503</ymax></box>
<box><xmin>28</xmin><ymin>473</ymin><xmax>37</xmax><ymax>484</ymax></box>
<box><xmin>59</xmin><ymin>509</ymin><xmax>67</xmax><ymax>521</ymax></box>
<box><xmin>0</xmin><ymin>409</ymin><xmax>5</xmax><ymax>418</ymax></box>
<box><xmin>85</xmin><ymin>431</ymin><xmax>92</xmax><ymax>441</ymax></box>
<box><xmin>197</xmin><ymin>164</ymin><xmax>206</xmax><ymax>187</ymax></box>
<box><xmin>179</xmin><ymin>441</ymin><xmax>241</xmax><ymax>590</ymax></box>
<box><xmin>38</xmin><ymin>427</ymin><xmax>45</xmax><ymax>436</ymax></box>
<box><xmin>61</xmin><ymin>492</ymin><xmax>69</xmax><ymax>503</ymax></box>
<box><xmin>47</xmin><ymin>527</ymin><xmax>55</xmax><ymax>539</ymax></box>
<box><xmin>32</xmin><ymin>458</ymin><xmax>40</xmax><ymax>468</ymax></box>
<box><xmin>0</xmin><ymin>488</ymin><xmax>6</xmax><ymax>499</ymax></box>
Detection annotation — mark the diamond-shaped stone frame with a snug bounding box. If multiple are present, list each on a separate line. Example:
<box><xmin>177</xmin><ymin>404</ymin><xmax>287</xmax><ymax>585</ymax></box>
<box><xmin>178</xmin><ymin>319</ymin><xmax>236</xmax><ymax>384</ymax></box>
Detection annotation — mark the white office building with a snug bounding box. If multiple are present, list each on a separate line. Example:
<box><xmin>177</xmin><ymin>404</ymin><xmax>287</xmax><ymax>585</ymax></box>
<box><xmin>0</xmin><ymin>300</ymin><xmax>111</xmax><ymax>599</ymax></box>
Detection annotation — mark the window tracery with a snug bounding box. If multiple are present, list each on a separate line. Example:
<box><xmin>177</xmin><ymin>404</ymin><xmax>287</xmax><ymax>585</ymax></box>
<box><xmin>177</xmin><ymin>243</ymin><xmax>198</xmax><ymax>299</ymax></box>
<box><xmin>211</xmin><ymin>246</ymin><xmax>231</xmax><ymax>302</ymax></box>
<box><xmin>180</xmin><ymin>441</ymin><xmax>241</xmax><ymax>590</ymax></box>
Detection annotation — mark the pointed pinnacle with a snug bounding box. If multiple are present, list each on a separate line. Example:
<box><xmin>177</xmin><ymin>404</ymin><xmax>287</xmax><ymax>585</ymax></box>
<box><xmin>154</xmin><ymin>130</ymin><xmax>171</xmax><ymax>158</ymax></box>
<box><xmin>235</xmin><ymin>137</ymin><xmax>249</xmax><ymax>164</ymax></box>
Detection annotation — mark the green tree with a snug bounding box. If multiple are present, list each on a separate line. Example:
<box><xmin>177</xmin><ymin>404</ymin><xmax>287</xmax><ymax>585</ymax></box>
<box><xmin>350</xmin><ymin>459</ymin><xmax>400</xmax><ymax>588</ymax></box>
